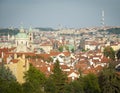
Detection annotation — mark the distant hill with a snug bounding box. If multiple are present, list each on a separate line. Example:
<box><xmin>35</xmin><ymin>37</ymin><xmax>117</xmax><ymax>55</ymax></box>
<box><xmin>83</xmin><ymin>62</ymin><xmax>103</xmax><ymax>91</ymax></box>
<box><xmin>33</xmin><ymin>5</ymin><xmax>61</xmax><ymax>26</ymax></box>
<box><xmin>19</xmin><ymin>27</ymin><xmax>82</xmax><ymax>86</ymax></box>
<box><xmin>98</xmin><ymin>28</ymin><xmax>120</xmax><ymax>34</ymax></box>
<box><xmin>107</xmin><ymin>28</ymin><xmax>120</xmax><ymax>34</ymax></box>
<box><xmin>35</xmin><ymin>27</ymin><xmax>57</xmax><ymax>31</ymax></box>
<box><xmin>0</xmin><ymin>28</ymin><xmax>19</xmax><ymax>36</ymax></box>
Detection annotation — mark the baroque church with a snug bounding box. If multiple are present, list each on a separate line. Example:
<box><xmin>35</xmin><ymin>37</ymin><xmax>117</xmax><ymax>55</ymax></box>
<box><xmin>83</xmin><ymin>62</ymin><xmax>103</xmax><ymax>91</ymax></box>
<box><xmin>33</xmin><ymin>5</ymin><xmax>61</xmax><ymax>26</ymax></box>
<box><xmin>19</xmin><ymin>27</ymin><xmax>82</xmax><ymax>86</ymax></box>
<box><xmin>15</xmin><ymin>27</ymin><xmax>33</xmax><ymax>52</ymax></box>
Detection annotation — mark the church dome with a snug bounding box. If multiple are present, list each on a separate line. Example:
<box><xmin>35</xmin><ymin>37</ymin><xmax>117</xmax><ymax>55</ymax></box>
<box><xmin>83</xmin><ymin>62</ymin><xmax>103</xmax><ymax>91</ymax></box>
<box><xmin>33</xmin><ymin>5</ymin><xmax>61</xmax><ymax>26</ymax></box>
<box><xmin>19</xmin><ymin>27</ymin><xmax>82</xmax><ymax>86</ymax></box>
<box><xmin>15</xmin><ymin>32</ymin><xmax>28</xmax><ymax>39</ymax></box>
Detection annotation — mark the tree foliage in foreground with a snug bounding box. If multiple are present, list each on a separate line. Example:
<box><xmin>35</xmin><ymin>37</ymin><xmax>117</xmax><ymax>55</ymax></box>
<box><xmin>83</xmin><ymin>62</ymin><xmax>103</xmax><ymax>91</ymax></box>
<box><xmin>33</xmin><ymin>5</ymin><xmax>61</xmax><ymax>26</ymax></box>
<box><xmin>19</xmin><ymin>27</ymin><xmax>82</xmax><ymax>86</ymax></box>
<box><xmin>116</xmin><ymin>49</ymin><xmax>120</xmax><ymax>61</ymax></box>
<box><xmin>64</xmin><ymin>73</ymin><xmax>100</xmax><ymax>93</ymax></box>
<box><xmin>103</xmin><ymin>46</ymin><xmax>115</xmax><ymax>60</ymax></box>
<box><xmin>44</xmin><ymin>78</ymin><xmax>56</xmax><ymax>93</ymax></box>
<box><xmin>98</xmin><ymin>62</ymin><xmax>120</xmax><ymax>93</ymax></box>
<box><xmin>65</xmin><ymin>80</ymin><xmax>84</xmax><ymax>93</ymax></box>
<box><xmin>45</xmin><ymin>60</ymin><xmax>67</xmax><ymax>93</ymax></box>
<box><xmin>0</xmin><ymin>65</ymin><xmax>22</xmax><ymax>93</ymax></box>
<box><xmin>83</xmin><ymin>73</ymin><xmax>101</xmax><ymax>93</ymax></box>
<box><xmin>23</xmin><ymin>64</ymin><xmax>46</xmax><ymax>93</ymax></box>
<box><xmin>1</xmin><ymin>60</ymin><xmax>120</xmax><ymax>93</ymax></box>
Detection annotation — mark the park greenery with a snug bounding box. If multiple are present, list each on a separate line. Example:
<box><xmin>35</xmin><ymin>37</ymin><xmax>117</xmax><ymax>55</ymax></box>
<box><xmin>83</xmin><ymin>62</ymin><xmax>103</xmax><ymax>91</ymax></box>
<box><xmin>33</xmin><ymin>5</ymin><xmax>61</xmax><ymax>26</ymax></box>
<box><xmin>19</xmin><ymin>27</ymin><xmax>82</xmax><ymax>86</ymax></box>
<box><xmin>98</xmin><ymin>28</ymin><xmax>120</xmax><ymax>34</ymax></box>
<box><xmin>107</xmin><ymin>28</ymin><xmax>120</xmax><ymax>34</ymax></box>
<box><xmin>0</xmin><ymin>28</ymin><xmax>19</xmax><ymax>36</ymax></box>
<box><xmin>0</xmin><ymin>27</ymin><xmax>120</xmax><ymax>36</ymax></box>
<box><xmin>103</xmin><ymin>46</ymin><xmax>115</xmax><ymax>60</ymax></box>
<box><xmin>35</xmin><ymin>27</ymin><xmax>57</xmax><ymax>31</ymax></box>
<box><xmin>0</xmin><ymin>64</ymin><xmax>23</xmax><ymax>93</ymax></box>
<box><xmin>58</xmin><ymin>45</ymin><xmax>74</xmax><ymax>52</ymax></box>
<box><xmin>0</xmin><ymin>48</ymin><xmax>120</xmax><ymax>93</ymax></box>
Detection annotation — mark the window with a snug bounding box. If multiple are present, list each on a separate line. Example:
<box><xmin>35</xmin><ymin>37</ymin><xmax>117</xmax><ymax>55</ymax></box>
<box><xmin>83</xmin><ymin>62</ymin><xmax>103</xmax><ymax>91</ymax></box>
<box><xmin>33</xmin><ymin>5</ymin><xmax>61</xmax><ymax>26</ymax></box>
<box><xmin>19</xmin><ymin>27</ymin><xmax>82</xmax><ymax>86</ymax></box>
<box><xmin>21</xmin><ymin>41</ymin><xmax>23</xmax><ymax>44</ymax></box>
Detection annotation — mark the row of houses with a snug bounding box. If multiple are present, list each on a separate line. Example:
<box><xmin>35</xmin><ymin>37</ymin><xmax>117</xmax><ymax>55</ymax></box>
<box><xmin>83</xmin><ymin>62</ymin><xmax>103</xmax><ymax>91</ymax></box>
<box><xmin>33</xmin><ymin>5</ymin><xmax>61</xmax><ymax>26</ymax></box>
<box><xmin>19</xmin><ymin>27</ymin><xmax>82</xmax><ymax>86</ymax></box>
<box><xmin>0</xmin><ymin>46</ymin><xmax>113</xmax><ymax>83</ymax></box>
<box><xmin>0</xmin><ymin>27</ymin><xmax>120</xmax><ymax>83</ymax></box>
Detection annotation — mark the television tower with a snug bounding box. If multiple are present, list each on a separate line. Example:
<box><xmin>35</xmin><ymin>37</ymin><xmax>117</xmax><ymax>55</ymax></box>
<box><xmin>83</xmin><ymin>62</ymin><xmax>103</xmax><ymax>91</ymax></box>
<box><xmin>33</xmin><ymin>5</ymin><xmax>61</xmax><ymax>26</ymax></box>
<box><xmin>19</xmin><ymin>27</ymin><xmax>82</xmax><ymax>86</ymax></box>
<box><xmin>101</xmin><ymin>10</ymin><xmax>105</xmax><ymax>27</ymax></box>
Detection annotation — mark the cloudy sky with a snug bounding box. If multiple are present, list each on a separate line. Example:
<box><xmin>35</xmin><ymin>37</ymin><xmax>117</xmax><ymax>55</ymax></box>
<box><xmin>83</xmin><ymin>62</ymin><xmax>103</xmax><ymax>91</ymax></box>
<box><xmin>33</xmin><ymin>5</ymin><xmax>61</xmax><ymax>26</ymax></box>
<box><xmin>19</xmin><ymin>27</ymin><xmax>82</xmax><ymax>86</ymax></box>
<box><xmin>0</xmin><ymin>0</ymin><xmax>120</xmax><ymax>28</ymax></box>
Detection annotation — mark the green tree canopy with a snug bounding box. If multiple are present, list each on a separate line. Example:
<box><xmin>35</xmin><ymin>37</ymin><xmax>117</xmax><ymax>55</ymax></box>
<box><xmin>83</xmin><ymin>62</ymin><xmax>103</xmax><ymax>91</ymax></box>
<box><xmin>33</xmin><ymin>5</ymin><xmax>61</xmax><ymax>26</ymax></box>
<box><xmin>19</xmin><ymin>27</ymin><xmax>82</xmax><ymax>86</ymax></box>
<box><xmin>65</xmin><ymin>80</ymin><xmax>84</xmax><ymax>93</ymax></box>
<box><xmin>0</xmin><ymin>64</ymin><xmax>22</xmax><ymax>93</ymax></box>
<box><xmin>98</xmin><ymin>62</ymin><xmax>120</xmax><ymax>93</ymax></box>
<box><xmin>103</xmin><ymin>46</ymin><xmax>115</xmax><ymax>60</ymax></box>
<box><xmin>116</xmin><ymin>49</ymin><xmax>120</xmax><ymax>61</ymax></box>
<box><xmin>44</xmin><ymin>78</ymin><xmax>56</xmax><ymax>93</ymax></box>
<box><xmin>23</xmin><ymin>64</ymin><xmax>46</xmax><ymax>93</ymax></box>
<box><xmin>83</xmin><ymin>73</ymin><xmax>101</xmax><ymax>93</ymax></box>
<box><xmin>0</xmin><ymin>65</ymin><xmax>16</xmax><ymax>81</ymax></box>
<box><xmin>49</xmin><ymin>60</ymin><xmax>67</xmax><ymax>93</ymax></box>
<box><xmin>58</xmin><ymin>46</ymin><xmax>63</xmax><ymax>52</ymax></box>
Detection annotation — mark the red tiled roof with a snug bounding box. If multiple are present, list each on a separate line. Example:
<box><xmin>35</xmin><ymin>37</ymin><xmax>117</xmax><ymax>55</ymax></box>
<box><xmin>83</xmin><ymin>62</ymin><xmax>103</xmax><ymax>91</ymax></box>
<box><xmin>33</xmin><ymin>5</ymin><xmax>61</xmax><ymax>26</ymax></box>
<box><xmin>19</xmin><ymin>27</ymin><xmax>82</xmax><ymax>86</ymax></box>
<box><xmin>50</xmin><ymin>51</ymin><xmax>70</xmax><ymax>57</ymax></box>
<box><xmin>67</xmin><ymin>69</ymin><xmax>79</xmax><ymax>75</ymax></box>
<box><xmin>10</xmin><ymin>59</ymin><xmax>19</xmax><ymax>63</ymax></box>
<box><xmin>83</xmin><ymin>69</ymin><xmax>96</xmax><ymax>75</ymax></box>
<box><xmin>92</xmin><ymin>59</ymin><xmax>100</xmax><ymax>63</ymax></box>
<box><xmin>94</xmin><ymin>65</ymin><xmax>103</xmax><ymax>71</ymax></box>
<box><xmin>60</xmin><ymin>65</ymin><xmax>69</xmax><ymax>69</ymax></box>
<box><xmin>75</xmin><ymin>63</ymin><xmax>88</xmax><ymax>71</ymax></box>
<box><xmin>101</xmin><ymin>56</ymin><xmax>111</xmax><ymax>63</ymax></box>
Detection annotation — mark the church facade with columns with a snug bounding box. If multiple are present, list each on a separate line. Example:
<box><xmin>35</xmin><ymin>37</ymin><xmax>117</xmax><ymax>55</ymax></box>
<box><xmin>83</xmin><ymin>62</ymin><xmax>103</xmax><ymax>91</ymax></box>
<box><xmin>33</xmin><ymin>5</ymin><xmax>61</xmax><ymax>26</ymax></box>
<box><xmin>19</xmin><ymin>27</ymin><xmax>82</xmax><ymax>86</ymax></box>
<box><xmin>15</xmin><ymin>27</ymin><xmax>33</xmax><ymax>52</ymax></box>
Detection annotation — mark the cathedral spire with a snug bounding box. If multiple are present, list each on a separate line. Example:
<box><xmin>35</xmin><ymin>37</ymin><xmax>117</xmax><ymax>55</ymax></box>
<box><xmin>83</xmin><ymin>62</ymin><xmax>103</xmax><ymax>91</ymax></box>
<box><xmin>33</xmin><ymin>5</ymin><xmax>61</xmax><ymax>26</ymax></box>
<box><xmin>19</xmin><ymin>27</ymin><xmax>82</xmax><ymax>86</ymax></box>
<box><xmin>29</xmin><ymin>26</ymin><xmax>32</xmax><ymax>32</ymax></box>
<box><xmin>20</xmin><ymin>26</ymin><xmax>24</xmax><ymax>33</ymax></box>
<box><xmin>29</xmin><ymin>26</ymin><xmax>33</xmax><ymax>43</ymax></box>
<box><xmin>20</xmin><ymin>22</ymin><xmax>24</xmax><ymax>33</ymax></box>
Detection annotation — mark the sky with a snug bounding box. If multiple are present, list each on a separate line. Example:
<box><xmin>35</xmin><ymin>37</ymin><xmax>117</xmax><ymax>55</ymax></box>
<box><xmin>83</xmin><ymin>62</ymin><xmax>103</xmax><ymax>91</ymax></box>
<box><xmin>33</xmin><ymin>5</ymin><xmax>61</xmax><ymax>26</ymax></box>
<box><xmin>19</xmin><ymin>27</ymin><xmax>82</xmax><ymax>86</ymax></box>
<box><xmin>0</xmin><ymin>0</ymin><xmax>120</xmax><ymax>28</ymax></box>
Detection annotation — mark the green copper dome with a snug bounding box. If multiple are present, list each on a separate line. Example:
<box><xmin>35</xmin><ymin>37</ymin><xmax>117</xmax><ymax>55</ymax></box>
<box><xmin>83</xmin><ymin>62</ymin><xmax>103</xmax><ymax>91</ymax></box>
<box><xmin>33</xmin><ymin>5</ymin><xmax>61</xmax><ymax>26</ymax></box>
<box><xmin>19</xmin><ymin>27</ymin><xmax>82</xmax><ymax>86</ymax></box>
<box><xmin>15</xmin><ymin>32</ymin><xmax>28</xmax><ymax>38</ymax></box>
<box><xmin>67</xmin><ymin>44</ymin><xmax>74</xmax><ymax>51</ymax></box>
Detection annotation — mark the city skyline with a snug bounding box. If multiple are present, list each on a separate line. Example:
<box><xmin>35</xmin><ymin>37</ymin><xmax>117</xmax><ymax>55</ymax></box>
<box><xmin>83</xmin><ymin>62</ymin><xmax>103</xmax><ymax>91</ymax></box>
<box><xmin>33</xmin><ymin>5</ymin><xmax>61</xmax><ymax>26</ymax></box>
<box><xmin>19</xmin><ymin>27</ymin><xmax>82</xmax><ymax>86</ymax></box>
<box><xmin>0</xmin><ymin>0</ymin><xmax>120</xmax><ymax>28</ymax></box>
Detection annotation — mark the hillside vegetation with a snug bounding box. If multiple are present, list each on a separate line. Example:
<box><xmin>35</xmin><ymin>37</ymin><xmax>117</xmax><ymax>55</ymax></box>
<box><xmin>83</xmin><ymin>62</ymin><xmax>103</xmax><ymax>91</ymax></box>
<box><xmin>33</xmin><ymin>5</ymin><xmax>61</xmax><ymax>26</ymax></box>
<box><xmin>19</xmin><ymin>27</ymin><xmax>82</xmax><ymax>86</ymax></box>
<box><xmin>0</xmin><ymin>28</ymin><xmax>19</xmax><ymax>36</ymax></box>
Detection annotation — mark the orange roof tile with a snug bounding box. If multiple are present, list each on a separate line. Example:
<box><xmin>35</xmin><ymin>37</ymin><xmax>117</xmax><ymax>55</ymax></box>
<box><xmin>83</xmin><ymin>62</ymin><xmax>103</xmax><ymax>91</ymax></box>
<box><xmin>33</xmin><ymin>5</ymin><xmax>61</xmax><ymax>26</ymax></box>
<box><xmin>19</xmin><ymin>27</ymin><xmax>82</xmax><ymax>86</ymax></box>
<box><xmin>10</xmin><ymin>59</ymin><xmax>19</xmax><ymax>63</ymax></box>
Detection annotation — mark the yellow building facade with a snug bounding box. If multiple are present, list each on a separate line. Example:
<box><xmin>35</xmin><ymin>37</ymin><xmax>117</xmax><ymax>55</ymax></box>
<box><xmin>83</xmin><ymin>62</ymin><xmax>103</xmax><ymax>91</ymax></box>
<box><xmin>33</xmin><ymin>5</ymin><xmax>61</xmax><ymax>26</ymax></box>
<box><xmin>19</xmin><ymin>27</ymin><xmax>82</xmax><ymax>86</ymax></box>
<box><xmin>5</xmin><ymin>54</ymin><xmax>29</xmax><ymax>84</ymax></box>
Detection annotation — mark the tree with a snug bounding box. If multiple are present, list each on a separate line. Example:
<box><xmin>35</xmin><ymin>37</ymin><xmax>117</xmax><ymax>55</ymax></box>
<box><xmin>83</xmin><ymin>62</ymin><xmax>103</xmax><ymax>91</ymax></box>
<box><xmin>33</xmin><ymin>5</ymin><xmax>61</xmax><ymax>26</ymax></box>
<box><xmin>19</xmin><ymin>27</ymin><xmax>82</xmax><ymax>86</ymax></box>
<box><xmin>58</xmin><ymin>46</ymin><xmax>63</xmax><ymax>52</ymax></box>
<box><xmin>71</xmin><ymin>48</ymin><xmax>75</xmax><ymax>53</ymax></box>
<box><xmin>0</xmin><ymin>64</ymin><xmax>22</xmax><ymax>93</ymax></box>
<box><xmin>116</xmin><ymin>49</ymin><xmax>120</xmax><ymax>61</ymax></box>
<box><xmin>103</xmin><ymin>46</ymin><xmax>115</xmax><ymax>60</ymax></box>
<box><xmin>65</xmin><ymin>80</ymin><xmax>84</xmax><ymax>93</ymax></box>
<box><xmin>0</xmin><ymin>65</ymin><xmax>16</xmax><ymax>81</ymax></box>
<box><xmin>65</xmin><ymin>46</ymin><xmax>69</xmax><ymax>51</ymax></box>
<box><xmin>46</xmin><ymin>57</ymin><xmax>53</xmax><ymax>63</ymax></box>
<box><xmin>98</xmin><ymin>62</ymin><xmax>120</xmax><ymax>93</ymax></box>
<box><xmin>65</xmin><ymin>72</ymin><xmax>100</xmax><ymax>93</ymax></box>
<box><xmin>44</xmin><ymin>78</ymin><xmax>56</xmax><ymax>93</ymax></box>
<box><xmin>50</xmin><ymin>60</ymin><xmax>67</xmax><ymax>93</ymax></box>
<box><xmin>83</xmin><ymin>73</ymin><xmax>101</xmax><ymax>93</ymax></box>
<box><xmin>23</xmin><ymin>64</ymin><xmax>46</xmax><ymax>93</ymax></box>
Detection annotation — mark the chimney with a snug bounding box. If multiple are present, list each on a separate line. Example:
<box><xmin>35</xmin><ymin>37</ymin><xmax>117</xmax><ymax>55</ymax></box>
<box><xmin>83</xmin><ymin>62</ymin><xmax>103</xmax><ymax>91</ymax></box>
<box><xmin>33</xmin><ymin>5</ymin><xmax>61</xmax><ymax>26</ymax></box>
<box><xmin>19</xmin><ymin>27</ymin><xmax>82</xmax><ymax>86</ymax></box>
<box><xmin>26</xmin><ymin>59</ymin><xmax>29</xmax><ymax>71</ymax></box>
<box><xmin>14</xmin><ymin>53</ymin><xmax>17</xmax><ymax>59</ymax></box>
<box><xmin>1</xmin><ymin>52</ymin><xmax>4</xmax><ymax>58</ymax></box>
<box><xmin>22</xmin><ymin>54</ymin><xmax>25</xmax><ymax>59</ymax></box>
<box><xmin>48</xmin><ymin>66</ymin><xmax>50</xmax><ymax>72</ymax></box>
